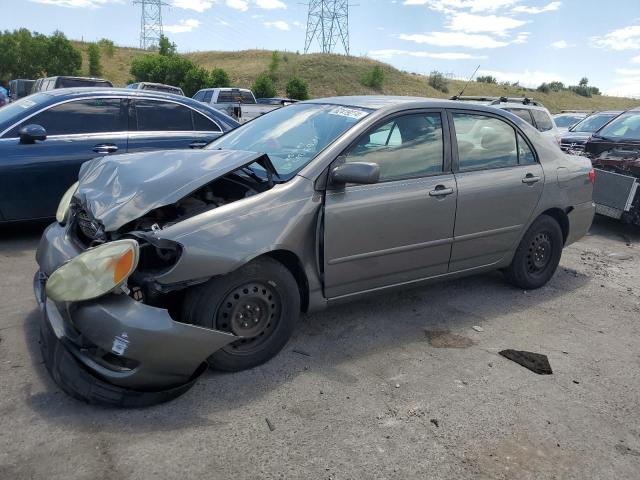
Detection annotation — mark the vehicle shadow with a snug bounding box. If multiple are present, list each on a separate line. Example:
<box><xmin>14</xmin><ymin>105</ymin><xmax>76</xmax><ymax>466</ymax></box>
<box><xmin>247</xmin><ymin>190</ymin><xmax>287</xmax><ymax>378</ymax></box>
<box><xmin>22</xmin><ymin>264</ymin><xmax>591</xmax><ymax>433</ymax></box>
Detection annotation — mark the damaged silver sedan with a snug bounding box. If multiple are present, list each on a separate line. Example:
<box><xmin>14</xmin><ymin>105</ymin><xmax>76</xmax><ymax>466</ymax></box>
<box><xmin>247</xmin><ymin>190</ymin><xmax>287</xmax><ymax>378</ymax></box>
<box><xmin>34</xmin><ymin>97</ymin><xmax>596</xmax><ymax>406</ymax></box>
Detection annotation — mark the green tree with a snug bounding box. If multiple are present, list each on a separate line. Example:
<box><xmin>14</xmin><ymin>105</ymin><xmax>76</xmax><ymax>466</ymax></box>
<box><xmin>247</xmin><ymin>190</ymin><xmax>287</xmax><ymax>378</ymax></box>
<box><xmin>536</xmin><ymin>82</ymin><xmax>550</xmax><ymax>94</ymax></box>
<box><xmin>476</xmin><ymin>75</ymin><xmax>497</xmax><ymax>84</ymax></box>
<box><xmin>252</xmin><ymin>73</ymin><xmax>276</xmax><ymax>98</ymax></box>
<box><xmin>44</xmin><ymin>31</ymin><xmax>82</xmax><ymax>76</ymax></box>
<box><xmin>98</xmin><ymin>38</ymin><xmax>115</xmax><ymax>57</ymax></box>
<box><xmin>268</xmin><ymin>51</ymin><xmax>281</xmax><ymax>80</ymax></box>
<box><xmin>285</xmin><ymin>76</ymin><xmax>309</xmax><ymax>100</ymax></box>
<box><xmin>210</xmin><ymin>67</ymin><xmax>231</xmax><ymax>87</ymax></box>
<box><xmin>87</xmin><ymin>43</ymin><xmax>102</xmax><ymax>77</ymax></box>
<box><xmin>362</xmin><ymin>65</ymin><xmax>384</xmax><ymax>90</ymax></box>
<box><xmin>428</xmin><ymin>70</ymin><xmax>449</xmax><ymax>93</ymax></box>
<box><xmin>548</xmin><ymin>81</ymin><xmax>565</xmax><ymax>91</ymax></box>
<box><xmin>183</xmin><ymin>66</ymin><xmax>210</xmax><ymax>97</ymax></box>
<box><xmin>158</xmin><ymin>35</ymin><xmax>176</xmax><ymax>56</ymax></box>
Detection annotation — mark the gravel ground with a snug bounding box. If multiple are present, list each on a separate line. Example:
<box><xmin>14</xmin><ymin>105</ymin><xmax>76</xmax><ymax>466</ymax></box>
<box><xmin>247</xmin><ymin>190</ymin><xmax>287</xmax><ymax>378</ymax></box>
<box><xmin>0</xmin><ymin>217</ymin><xmax>639</xmax><ymax>480</ymax></box>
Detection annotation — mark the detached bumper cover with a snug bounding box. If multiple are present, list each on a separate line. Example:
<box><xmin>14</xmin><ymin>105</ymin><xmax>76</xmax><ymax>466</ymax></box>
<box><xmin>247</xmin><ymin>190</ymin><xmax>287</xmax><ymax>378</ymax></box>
<box><xmin>34</xmin><ymin>223</ymin><xmax>238</xmax><ymax>406</ymax></box>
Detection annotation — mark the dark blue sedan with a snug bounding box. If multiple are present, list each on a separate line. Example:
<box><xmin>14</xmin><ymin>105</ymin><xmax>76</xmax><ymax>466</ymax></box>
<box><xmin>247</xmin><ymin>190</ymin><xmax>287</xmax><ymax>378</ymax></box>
<box><xmin>0</xmin><ymin>88</ymin><xmax>239</xmax><ymax>222</ymax></box>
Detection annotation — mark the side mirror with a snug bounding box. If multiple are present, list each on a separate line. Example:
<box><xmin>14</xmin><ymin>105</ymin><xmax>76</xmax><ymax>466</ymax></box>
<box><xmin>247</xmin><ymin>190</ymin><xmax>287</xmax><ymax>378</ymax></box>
<box><xmin>19</xmin><ymin>124</ymin><xmax>47</xmax><ymax>144</ymax></box>
<box><xmin>330</xmin><ymin>161</ymin><xmax>380</xmax><ymax>186</ymax></box>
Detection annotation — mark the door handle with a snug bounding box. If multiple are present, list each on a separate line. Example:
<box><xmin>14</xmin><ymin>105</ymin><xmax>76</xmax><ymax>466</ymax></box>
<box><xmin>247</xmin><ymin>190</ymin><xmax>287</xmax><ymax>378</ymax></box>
<box><xmin>93</xmin><ymin>144</ymin><xmax>118</xmax><ymax>154</ymax></box>
<box><xmin>189</xmin><ymin>141</ymin><xmax>209</xmax><ymax>149</ymax></box>
<box><xmin>428</xmin><ymin>185</ymin><xmax>454</xmax><ymax>197</ymax></box>
<box><xmin>522</xmin><ymin>173</ymin><xmax>541</xmax><ymax>184</ymax></box>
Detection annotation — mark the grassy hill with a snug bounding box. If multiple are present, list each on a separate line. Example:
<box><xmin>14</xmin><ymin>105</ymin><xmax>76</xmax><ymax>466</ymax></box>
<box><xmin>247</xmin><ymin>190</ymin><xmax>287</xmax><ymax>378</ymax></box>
<box><xmin>73</xmin><ymin>42</ymin><xmax>639</xmax><ymax>113</ymax></box>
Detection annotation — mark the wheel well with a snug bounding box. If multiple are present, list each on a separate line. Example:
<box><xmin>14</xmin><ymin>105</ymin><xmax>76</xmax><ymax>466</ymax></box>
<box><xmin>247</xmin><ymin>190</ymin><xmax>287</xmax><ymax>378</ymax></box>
<box><xmin>263</xmin><ymin>250</ymin><xmax>310</xmax><ymax>312</ymax></box>
<box><xmin>540</xmin><ymin>208</ymin><xmax>569</xmax><ymax>244</ymax></box>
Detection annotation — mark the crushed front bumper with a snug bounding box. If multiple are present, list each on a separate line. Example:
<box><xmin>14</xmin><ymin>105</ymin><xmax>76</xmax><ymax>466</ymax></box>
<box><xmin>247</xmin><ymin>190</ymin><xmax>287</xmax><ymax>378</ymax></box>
<box><xmin>34</xmin><ymin>222</ymin><xmax>237</xmax><ymax>407</ymax></box>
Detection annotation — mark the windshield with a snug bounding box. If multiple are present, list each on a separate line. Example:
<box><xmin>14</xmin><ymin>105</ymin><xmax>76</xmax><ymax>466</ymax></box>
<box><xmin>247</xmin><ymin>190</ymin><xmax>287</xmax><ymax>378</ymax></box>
<box><xmin>597</xmin><ymin>111</ymin><xmax>640</xmax><ymax>140</ymax></box>
<box><xmin>207</xmin><ymin>103</ymin><xmax>372</xmax><ymax>178</ymax></box>
<box><xmin>0</xmin><ymin>93</ymin><xmax>49</xmax><ymax>125</ymax></box>
<box><xmin>554</xmin><ymin>114</ymin><xmax>584</xmax><ymax>128</ymax></box>
<box><xmin>570</xmin><ymin>113</ymin><xmax>618</xmax><ymax>133</ymax></box>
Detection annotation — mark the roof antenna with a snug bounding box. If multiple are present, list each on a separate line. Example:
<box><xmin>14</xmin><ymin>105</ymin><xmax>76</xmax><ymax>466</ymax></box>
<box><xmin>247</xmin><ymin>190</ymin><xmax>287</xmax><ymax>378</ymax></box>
<box><xmin>452</xmin><ymin>65</ymin><xmax>480</xmax><ymax>100</ymax></box>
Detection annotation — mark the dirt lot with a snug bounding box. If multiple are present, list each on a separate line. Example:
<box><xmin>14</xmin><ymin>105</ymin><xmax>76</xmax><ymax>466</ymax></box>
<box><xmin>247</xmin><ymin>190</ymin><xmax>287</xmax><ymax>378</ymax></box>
<box><xmin>0</xmin><ymin>217</ymin><xmax>639</xmax><ymax>480</ymax></box>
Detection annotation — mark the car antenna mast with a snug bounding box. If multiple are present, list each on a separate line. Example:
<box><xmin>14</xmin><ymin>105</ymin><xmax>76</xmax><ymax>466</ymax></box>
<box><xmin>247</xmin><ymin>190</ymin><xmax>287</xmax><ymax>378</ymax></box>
<box><xmin>454</xmin><ymin>65</ymin><xmax>480</xmax><ymax>99</ymax></box>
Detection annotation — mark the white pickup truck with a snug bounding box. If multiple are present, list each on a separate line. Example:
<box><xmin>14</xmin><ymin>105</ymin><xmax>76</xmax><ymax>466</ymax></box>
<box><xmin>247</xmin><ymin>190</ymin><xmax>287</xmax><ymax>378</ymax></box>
<box><xmin>192</xmin><ymin>88</ymin><xmax>287</xmax><ymax>123</ymax></box>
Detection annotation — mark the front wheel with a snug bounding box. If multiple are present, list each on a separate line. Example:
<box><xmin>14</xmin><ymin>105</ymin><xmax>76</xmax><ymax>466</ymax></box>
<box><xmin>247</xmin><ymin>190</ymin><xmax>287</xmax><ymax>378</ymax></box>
<box><xmin>183</xmin><ymin>257</ymin><xmax>300</xmax><ymax>371</ymax></box>
<box><xmin>504</xmin><ymin>215</ymin><xmax>563</xmax><ymax>290</ymax></box>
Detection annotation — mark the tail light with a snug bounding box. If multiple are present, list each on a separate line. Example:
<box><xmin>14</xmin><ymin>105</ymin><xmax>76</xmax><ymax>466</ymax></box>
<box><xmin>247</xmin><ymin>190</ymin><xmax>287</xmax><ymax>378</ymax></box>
<box><xmin>588</xmin><ymin>168</ymin><xmax>596</xmax><ymax>185</ymax></box>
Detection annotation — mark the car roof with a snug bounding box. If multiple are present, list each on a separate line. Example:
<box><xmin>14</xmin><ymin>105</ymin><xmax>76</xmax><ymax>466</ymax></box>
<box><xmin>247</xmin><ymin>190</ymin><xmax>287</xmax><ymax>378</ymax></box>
<box><xmin>43</xmin><ymin>87</ymin><xmax>187</xmax><ymax>101</ymax></box>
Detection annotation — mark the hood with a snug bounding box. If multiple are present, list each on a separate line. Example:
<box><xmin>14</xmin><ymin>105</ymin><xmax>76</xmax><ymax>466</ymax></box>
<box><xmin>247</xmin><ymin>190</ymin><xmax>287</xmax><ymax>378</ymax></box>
<box><xmin>560</xmin><ymin>132</ymin><xmax>591</xmax><ymax>144</ymax></box>
<box><xmin>76</xmin><ymin>149</ymin><xmax>267</xmax><ymax>231</ymax></box>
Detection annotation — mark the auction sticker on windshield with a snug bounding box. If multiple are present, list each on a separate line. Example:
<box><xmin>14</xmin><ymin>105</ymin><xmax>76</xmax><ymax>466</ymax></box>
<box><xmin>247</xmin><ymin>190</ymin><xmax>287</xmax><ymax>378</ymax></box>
<box><xmin>329</xmin><ymin>106</ymin><xmax>369</xmax><ymax>119</ymax></box>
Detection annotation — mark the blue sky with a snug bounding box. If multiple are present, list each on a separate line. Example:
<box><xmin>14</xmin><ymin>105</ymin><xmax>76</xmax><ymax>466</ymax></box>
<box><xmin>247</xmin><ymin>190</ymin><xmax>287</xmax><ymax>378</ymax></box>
<box><xmin>3</xmin><ymin>0</ymin><xmax>640</xmax><ymax>97</ymax></box>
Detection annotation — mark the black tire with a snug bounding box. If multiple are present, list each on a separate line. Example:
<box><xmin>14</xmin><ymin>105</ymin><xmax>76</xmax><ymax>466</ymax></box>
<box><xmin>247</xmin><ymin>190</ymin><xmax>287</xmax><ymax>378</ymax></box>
<box><xmin>182</xmin><ymin>257</ymin><xmax>300</xmax><ymax>372</ymax></box>
<box><xmin>504</xmin><ymin>215</ymin><xmax>563</xmax><ymax>290</ymax></box>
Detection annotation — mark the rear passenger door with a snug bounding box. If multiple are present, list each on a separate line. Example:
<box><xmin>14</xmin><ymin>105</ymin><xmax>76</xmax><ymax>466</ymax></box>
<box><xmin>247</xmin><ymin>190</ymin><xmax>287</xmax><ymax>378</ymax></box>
<box><xmin>448</xmin><ymin>111</ymin><xmax>544</xmax><ymax>271</ymax></box>
<box><xmin>127</xmin><ymin>99</ymin><xmax>223</xmax><ymax>152</ymax></box>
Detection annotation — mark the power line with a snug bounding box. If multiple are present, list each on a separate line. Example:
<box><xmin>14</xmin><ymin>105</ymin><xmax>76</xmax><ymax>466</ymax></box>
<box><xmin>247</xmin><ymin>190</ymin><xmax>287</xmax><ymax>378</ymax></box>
<box><xmin>133</xmin><ymin>0</ymin><xmax>169</xmax><ymax>50</ymax></box>
<box><xmin>304</xmin><ymin>0</ymin><xmax>350</xmax><ymax>55</ymax></box>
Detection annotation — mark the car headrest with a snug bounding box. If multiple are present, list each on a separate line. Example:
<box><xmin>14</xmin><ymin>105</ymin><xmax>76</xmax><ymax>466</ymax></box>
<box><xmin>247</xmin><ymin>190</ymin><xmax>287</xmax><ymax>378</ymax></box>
<box><xmin>480</xmin><ymin>127</ymin><xmax>515</xmax><ymax>155</ymax></box>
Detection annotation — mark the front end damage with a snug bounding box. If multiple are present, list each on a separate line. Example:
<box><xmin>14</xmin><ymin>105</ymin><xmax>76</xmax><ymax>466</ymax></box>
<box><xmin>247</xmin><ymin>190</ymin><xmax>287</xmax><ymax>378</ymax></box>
<box><xmin>34</xmin><ymin>149</ymin><xmax>280</xmax><ymax>406</ymax></box>
<box><xmin>583</xmin><ymin>141</ymin><xmax>640</xmax><ymax>226</ymax></box>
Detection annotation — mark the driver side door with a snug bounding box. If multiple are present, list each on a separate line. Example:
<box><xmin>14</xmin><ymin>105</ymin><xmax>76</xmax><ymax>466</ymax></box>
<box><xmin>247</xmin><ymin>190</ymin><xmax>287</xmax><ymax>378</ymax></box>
<box><xmin>323</xmin><ymin>111</ymin><xmax>458</xmax><ymax>298</ymax></box>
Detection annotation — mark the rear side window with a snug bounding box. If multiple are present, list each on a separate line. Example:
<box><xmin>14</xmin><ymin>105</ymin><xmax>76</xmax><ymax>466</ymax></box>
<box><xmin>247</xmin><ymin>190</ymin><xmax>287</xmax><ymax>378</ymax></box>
<box><xmin>193</xmin><ymin>112</ymin><xmax>221</xmax><ymax>132</ymax></box>
<box><xmin>344</xmin><ymin>113</ymin><xmax>444</xmax><ymax>181</ymax></box>
<box><xmin>135</xmin><ymin>100</ymin><xmax>193</xmax><ymax>131</ymax></box>
<box><xmin>531</xmin><ymin>110</ymin><xmax>554</xmax><ymax>132</ymax></box>
<box><xmin>240</xmin><ymin>91</ymin><xmax>255</xmax><ymax>104</ymax></box>
<box><xmin>506</xmin><ymin>108</ymin><xmax>533</xmax><ymax>125</ymax></box>
<box><xmin>453</xmin><ymin>113</ymin><xmax>517</xmax><ymax>171</ymax></box>
<box><xmin>13</xmin><ymin>98</ymin><xmax>127</xmax><ymax>136</ymax></box>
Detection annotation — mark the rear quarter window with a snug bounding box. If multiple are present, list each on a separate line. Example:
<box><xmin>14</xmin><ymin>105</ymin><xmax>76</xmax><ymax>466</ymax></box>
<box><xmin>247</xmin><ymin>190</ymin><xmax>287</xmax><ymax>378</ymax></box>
<box><xmin>531</xmin><ymin>110</ymin><xmax>554</xmax><ymax>132</ymax></box>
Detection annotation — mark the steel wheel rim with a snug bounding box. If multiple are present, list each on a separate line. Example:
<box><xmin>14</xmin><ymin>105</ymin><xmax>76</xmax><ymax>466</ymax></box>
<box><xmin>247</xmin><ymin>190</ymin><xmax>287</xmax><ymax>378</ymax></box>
<box><xmin>527</xmin><ymin>232</ymin><xmax>552</xmax><ymax>274</ymax></box>
<box><xmin>216</xmin><ymin>282</ymin><xmax>281</xmax><ymax>355</ymax></box>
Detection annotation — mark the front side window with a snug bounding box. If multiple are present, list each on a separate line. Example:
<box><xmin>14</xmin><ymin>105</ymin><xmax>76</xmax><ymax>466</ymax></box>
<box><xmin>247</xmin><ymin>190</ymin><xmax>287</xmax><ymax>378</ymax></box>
<box><xmin>207</xmin><ymin>103</ymin><xmax>371</xmax><ymax>179</ymax></box>
<box><xmin>13</xmin><ymin>98</ymin><xmax>126</xmax><ymax>136</ymax></box>
<box><xmin>453</xmin><ymin>113</ymin><xmax>517</xmax><ymax>170</ymax></box>
<box><xmin>344</xmin><ymin>113</ymin><xmax>444</xmax><ymax>181</ymax></box>
<box><xmin>135</xmin><ymin>100</ymin><xmax>193</xmax><ymax>131</ymax></box>
<box><xmin>598</xmin><ymin>111</ymin><xmax>640</xmax><ymax>139</ymax></box>
<box><xmin>193</xmin><ymin>90</ymin><xmax>205</xmax><ymax>101</ymax></box>
<box><xmin>531</xmin><ymin>110</ymin><xmax>554</xmax><ymax>132</ymax></box>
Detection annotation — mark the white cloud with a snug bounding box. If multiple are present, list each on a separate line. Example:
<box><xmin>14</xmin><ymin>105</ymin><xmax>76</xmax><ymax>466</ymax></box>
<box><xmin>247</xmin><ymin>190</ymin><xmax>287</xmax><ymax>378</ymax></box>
<box><xmin>173</xmin><ymin>0</ymin><xmax>214</xmax><ymax>12</ymax></box>
<box><xmin>512</xmin><ymin>1</ymin><xmax>561</xmax><ymax>14</ymax></box>
<box><xmin>255</xmin><ymin>0</ymin><xmax>286</xmax><ymax>8</ymax></box>
<box><xmin>226</xmin><ymin>0</ymin><xmax>248</xmax><ymax>11</ymax></box>
<box><xmin>264</xmin><ymin>20</ymin><xmax>290</xmax><ymax>31</ymax></box>
<box><xmin>592</xmin><ymin>25</ymin><xmax>640</xmax><ymax>50</ymax></box>
<box><xmin>632</xmin><ymin>55</ymin><xmax>640</xmax><ymax>64</ymax></box>
<box><xmin>550</xmin><ymin>39</ymin><xmax>571</xmax><ymax>49</ymax></box>
<box><xmin>164</xmin><ymin>18</ymin><xmax>201</xmax><ymax>33</ymax></box>
<box><xmin>403</xmin><ymin>0</ymin><xmax>519</xmax><ymax>13</ymax></box>
<box><xmin>615</xmin><ymin>68</ymin><xmax>640</xmax><ymax>76</ymax></box>
<box><xmin>476</xmin><ymin>68</ymin><xmax>565</xmax><ymax>87</ymax></box>
<box><xmin>368</xmin><ymin>49</ymin><xmax>487</xmax><ymax>60</ymax></box>
<box><xmin>447</xmin><ymin>12</ymin><xmax>526</xmax><ymax>36</ymax></box>
<box><xmin>29</xmin><ymin>0</ymin><xmax>120</xmax><ymax>7</ymax></box>
<box><xmin>398</xmin><ymin>31</ymin><xmax>511</xmax><ymax>49</ymax></box>
<box><xmin>606</xmin><ymin>72</ymin><xmax>640</xmax><ymax>98</ymax></box>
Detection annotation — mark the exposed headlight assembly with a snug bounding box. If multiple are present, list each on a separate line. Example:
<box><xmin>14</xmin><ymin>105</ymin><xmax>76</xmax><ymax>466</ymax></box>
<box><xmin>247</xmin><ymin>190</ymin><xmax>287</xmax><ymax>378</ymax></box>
<box><xmin>56</xmin><ymin>181</ymin><xmax>79</xmax><ymax>225</ymax></box>
<box><xmin>46</xmin><ymin>239</ymin><xmax>139</xmax><ymax>302</ymax></box>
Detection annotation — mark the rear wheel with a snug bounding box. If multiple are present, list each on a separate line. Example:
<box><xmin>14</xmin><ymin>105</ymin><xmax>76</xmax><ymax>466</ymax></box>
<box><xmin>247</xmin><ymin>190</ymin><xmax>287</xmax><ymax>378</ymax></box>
<box><xmin>504</xmin><ymin>215</ymin><xmax>563</xmax><ymax>289</ymax></box>
<box><xmin>183</xmin><ymin>257</ymin><xmax>300</xmax><ymax>371</ymax></box>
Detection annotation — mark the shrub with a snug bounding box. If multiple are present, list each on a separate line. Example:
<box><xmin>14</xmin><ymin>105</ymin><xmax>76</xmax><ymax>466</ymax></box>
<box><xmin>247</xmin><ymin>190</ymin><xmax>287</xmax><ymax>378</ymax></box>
<box><xmin>87</xmin><ymin>43</ymin><xmax>102</xmax><ymax>77</ymax></box>
<box><xmin>183</xmin><ymin>66</ymin><xmax>210</xmax><ymax>97</ymax></box>
<box><xmin>536</xmin><ymin>82</ymin><xmax>550</xmax><ymax>94</ymax></box>
<box><xmin>548</xmin><ymin>81</ymin><xmax>565</xmax><ymax>92</ymax></box>
<box><xmin>362</xmin><ymin>65</ymin><xmax>384</xmax><ymax>90</ymax></box>
<box><xmin>158</xmin><ymin>35</ymin><xmax>176</xmax><ymax>56</ymax></box>
<box><xmin>130</xmin><ymin>53</ymin><xmax>202</xmax><ymax>94</ymax></box>
<box><xmin>210</xmin><ymin>67</ymin><xmax>230</xmax><ymax>88</ymax></box>
<box><xmin>285</xmin><ymin>76</ymin><xmax>309</xmax><ymax>100</ymax></box>
<box><xmin>252</xmin><ymin>73</ymin><xmax>277</xmax><ymax>98</ymax></box>
<box><xmin>476</xmin><ymin>75</ymin><xmax>497</xmax><ymax>84</ymax></box>
<box><xmin>568</xmin><ymin>77</ymin><xmax>600</xmax><ymax>98</ymax></box>
<box><xmin>268</xmin><ymin>51</ymin><xmax>281</xmax><ymax>80</ymax></box>
<box><xmin>428</xmin><ymin>70</ymin><xmax>449</xmax><ymax>93</ymax></box>
<box><xmin>97</xmin><ymin>38</ymin><xmax>115</xmax><ymax>57</ymax></box>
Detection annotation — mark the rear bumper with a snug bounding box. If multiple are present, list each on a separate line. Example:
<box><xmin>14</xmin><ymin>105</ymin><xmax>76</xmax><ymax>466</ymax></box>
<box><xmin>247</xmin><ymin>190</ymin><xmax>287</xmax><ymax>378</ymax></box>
<box><xmin>34</xmin><ymin>223</ymin><xmax>238</xmax><ymax>406</ymax></box>
<box><xmin>566</xmin><ymin>201</ymin><xmax>596</xmax><ymax>246</ymax></box>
